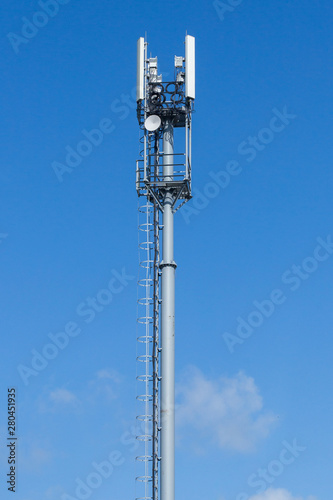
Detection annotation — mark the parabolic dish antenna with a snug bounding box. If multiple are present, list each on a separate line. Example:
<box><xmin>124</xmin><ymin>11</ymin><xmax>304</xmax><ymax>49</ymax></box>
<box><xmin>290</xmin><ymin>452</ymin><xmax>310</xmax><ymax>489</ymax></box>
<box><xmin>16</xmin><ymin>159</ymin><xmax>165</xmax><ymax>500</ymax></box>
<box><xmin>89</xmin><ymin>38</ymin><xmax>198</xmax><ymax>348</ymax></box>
<box><xmin>144</xmin><ymin>115</ymin><xmax>162</xmax><ymax>132</ymax></box>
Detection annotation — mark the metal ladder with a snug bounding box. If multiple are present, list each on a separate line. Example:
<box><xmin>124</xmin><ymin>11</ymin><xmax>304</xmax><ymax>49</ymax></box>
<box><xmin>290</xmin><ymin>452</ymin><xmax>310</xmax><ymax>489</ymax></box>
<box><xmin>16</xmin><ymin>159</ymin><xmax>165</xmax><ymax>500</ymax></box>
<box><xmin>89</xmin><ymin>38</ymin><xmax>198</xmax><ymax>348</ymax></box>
<box><xmin>136</xmin><ymin>130</ymin><xmax>160</xmax><ymax>500</ymax></box>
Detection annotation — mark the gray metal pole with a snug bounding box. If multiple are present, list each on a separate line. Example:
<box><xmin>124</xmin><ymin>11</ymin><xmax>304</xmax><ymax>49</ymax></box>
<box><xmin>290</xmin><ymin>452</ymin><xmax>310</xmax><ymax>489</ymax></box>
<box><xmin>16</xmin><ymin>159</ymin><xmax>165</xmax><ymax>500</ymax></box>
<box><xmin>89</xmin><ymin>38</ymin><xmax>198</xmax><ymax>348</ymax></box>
<box><xmin>160</xmin><ymin>120</ymin><xmax>175</xmax><ymax>500</ymax></box>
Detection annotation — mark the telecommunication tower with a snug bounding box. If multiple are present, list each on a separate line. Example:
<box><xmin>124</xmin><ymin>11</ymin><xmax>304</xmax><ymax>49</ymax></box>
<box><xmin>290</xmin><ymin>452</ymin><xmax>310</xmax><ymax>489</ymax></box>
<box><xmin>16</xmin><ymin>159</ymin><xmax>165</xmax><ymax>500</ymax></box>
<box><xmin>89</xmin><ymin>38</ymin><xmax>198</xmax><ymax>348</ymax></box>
<box><xmin>135</xmin><ymin>35</ymin><xmax>195</xmax><ymax>500</ymax></box>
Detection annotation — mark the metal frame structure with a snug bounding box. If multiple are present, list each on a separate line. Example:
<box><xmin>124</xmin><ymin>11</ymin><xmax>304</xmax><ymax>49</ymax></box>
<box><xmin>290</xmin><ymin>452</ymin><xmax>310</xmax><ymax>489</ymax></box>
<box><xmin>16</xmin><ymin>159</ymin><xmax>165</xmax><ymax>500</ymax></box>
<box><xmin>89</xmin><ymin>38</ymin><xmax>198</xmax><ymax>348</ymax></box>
<box><xmin>136</xmin><ymin>35</ymin><xmax>195</xmax><ymax>500</ymax></box>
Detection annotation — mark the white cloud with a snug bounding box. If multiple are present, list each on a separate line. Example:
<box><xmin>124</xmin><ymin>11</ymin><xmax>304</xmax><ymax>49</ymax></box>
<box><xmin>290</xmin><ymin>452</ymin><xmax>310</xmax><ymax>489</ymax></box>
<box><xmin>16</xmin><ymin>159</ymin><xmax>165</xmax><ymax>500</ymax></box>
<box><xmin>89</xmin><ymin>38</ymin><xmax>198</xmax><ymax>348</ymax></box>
<box><xmin>45</xmin><ymin>485</ymin><xmax>65</xmax><ymax>499</ymax></box>
<box><xmin>38</xmin><ymin>388</ymin><xmax>80</xmax><ymax>413</ymax></box>
<box><xmin>49</xmin><ymin>388</ymin><xmax>79</xmax><ymax>405</ymax></box>
<box><xmin>87</xmin><ymin>368</ymin><xmax>122</xmax><ymax>403</ymax></box>
<box><xmin>176</xmin><ymin>367</ymin><xmax>277</xmax><ymax>452</ymax></box>
<box><xmin>19</xmin><ymin>439</ymin><xmax>53</xmax><ymax>473</ymax></box>
<box><xmin>29</xmin><ymin>446</ymin><xmax>52</xmax><ymax>465</ymax></box>
<box><xmin>39</xmin><ymin>370</ymin><xmax>122</xmax><ymax>414</ymax></box>
<box><xmin>96</xmin><ymin>368</ymin><xmax>121</xmax><ymax>383</ymax></box>
<box><xmin>248</xmin><ymin>488</ymin><xmax>317</xmax><ymax>500</ymax></box>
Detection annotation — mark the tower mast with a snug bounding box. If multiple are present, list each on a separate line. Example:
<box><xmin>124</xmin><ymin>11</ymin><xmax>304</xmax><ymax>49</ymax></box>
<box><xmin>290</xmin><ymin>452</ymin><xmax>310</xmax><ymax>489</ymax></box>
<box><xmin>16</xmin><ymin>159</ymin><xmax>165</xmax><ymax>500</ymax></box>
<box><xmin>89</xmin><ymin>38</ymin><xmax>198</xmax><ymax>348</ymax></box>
<box><xmin>136</xmin><ymin>35</ymin><xmax>195</xmax><ymax>500</ymax></box>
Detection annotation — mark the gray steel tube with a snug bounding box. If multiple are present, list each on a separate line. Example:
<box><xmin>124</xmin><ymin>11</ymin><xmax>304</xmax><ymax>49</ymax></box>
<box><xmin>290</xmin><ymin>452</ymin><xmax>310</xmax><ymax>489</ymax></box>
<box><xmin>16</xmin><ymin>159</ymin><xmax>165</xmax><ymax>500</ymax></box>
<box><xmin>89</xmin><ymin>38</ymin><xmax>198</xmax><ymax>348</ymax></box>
<box><xmin>160</xmin><ymin>120</ymin><xmax>175</xmax><ymax>500</ymax></box>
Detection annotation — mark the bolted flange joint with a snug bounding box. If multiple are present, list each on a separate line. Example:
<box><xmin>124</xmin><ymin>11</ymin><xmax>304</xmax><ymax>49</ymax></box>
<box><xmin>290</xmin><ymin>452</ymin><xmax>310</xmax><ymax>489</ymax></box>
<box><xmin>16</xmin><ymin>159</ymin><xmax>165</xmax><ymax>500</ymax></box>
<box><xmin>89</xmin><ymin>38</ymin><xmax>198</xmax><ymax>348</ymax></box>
<box><xmin>159</xmin><ymin>260</ymin><xmax>177</xmax><ymax>270</ymax></box>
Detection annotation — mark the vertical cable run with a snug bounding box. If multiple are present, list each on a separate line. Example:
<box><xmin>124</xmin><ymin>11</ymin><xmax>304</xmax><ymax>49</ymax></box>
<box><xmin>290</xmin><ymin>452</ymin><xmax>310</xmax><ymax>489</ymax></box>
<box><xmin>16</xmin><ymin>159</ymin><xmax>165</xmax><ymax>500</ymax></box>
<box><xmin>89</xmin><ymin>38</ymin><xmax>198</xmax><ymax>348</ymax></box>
<box><xmin>152</xmin><ymin>133</ymin><xmax>160</xmax><ymax>500</ymax></box>
<box><xmin>136</xmin><ymin>129</ymin><xmax>160</xmax><ymax>500</ymax></box>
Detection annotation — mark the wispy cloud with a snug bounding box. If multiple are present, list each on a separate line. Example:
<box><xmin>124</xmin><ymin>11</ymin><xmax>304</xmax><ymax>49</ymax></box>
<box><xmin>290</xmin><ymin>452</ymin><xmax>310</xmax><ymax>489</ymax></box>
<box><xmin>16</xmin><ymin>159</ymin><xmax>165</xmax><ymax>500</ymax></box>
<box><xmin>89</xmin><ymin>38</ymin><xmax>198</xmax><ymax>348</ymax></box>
<box><xmin>49</xmin><ymin>388</ymin><xmax>79</xmax><ymax>405</ymax></box>
<box><xmin>38</xmin><ymin>368</ymin><xmax>122</xmax><ymax>414</ymax></box>
<box><xmin>19</xmin><ymin>440</ymin><xmax>53</xmax><ymax>473</ymax></box>
<box><xmin>248</xmin><ymin>488</ymin><xmax>318</xmax><ymax>500</ymax></box>
<box><xmin>38</xmin><ymin>387</ymin><xmax>80</xmax><ymax>414</ymax></box>
<box><xmin>45</xmin><ymin>485</ymin><xmax>66</xmax><ymax>499</ymax></box>
<box><xmin>96</xmin><ymin>368</ymin><xmax>122</xmax><ymax>383</ymax></box>
<box><xmin>87</xmin><ymin>368</ymin><xmax>122</xmax><ymax>403</ymax></box>
<box><xmin>176</xmin><ymin>367</ymin><xmax>277</xmax><ymax>452</ymax></box>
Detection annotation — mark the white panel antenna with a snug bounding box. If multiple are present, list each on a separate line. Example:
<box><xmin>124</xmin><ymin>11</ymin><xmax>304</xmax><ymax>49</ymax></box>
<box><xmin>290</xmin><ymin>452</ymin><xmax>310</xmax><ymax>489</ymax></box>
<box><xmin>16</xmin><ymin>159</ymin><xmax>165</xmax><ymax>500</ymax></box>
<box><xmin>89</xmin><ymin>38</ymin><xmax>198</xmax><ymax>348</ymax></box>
<box><xmin>137</xmin><ymin>37</ymin><xmax>145</xmax><ymax>102</ymax></box>
<box><xmin>185</xmin><ymin>35</ymin><xmax>195</xmax><ymax>99</ymax></box>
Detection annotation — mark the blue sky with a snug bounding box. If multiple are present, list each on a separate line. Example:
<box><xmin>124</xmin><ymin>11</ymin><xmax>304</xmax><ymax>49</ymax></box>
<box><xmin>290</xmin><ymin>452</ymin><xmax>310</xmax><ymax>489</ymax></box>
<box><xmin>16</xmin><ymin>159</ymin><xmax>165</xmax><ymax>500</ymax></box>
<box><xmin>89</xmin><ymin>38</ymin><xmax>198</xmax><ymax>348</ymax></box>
<box><xmin>0</xmin><ymin>0</ymin><xmax>332</xmax><ymax>499</ymax></box>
